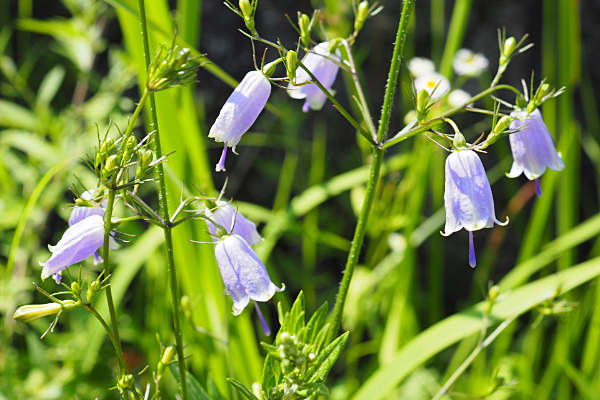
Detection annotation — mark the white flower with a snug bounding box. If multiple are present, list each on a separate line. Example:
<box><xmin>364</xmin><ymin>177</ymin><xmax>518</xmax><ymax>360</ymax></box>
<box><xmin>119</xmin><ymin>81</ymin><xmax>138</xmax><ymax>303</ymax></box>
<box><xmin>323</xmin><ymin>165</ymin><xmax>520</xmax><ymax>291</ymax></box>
<box><xmin>414</xmin><ymin>72</ymin><xmax>450</xmax><ymax>101</ymax></box>
<box><xmin>407</xmin><ymin>57</ymin><xmax>435</xmax><ymax>77</ymax></box>
<box><xmin>453</xmin><ymin>49</ymin><xmax>489</xmax><ymax>77</ymax></box>
<box><xmin>448</xmin><ymin>89</ymin><xmax>472</xmax><ymax>107</ymax></box>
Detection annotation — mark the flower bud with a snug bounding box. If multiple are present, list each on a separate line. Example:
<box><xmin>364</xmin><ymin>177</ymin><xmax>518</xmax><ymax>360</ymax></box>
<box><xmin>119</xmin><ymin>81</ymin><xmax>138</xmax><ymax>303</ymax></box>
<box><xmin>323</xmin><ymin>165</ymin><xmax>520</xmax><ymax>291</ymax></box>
<box><xmin>500</xmin><ymin>37</ymin><xmax>516</xmax><ymax>65</ymax></box>
<box><xmin>100</xmin><ymin>139</ymin><xmax>115</xmax><ymax>156</ymax></box>
<box><xmin>71</xmin><ymin>281</ymin><xmax>81</xmax><ymax>295</ymax></box>
<box><xmin>354</xmin><ymin>1</ymin><xmax>370</xmax><ymax>34</ymax></box>
<box><xmin>516</xmin><ymin>93</ymin><xmax>527</xmax><ymax>109</ymax></box>
<box><xmin>205</xmin><ymin>199</ymin><xmax>218</xmax><ymax>210</ymax></box>
<box><xmin>157</xmin><ymin>345</ymin><xmax>176</xmax><ymax>375</ymax></box>
<box><xmin>493</xmin><ymin>116</ymin><xmax>512</xmax><ymax>134</ymax></box>
<box><xmin>262</xmin><ymin>59</ymin><xmax>281</xmax><ymax>78</ymax></box>
<box><xmin>452</xmin><ymin>132</ymin><xmax>467</xmax><ymax>149</ymax></box>
<box><xmin>534</xmin><ymin>83</ymin><xmax>551</xmax><ymax>106</ymax></box>
<box><xmin>299</xmin><ymin>13</ymin><xmax>311</xmax><ymax>48</ymax></box>
<box><xmin>14</xmin><ymin>303</ymin><xmax>62</xmax><ymax>323</ymax></box>
<box><xmin>286</xmin><ymin>50</ymin><xmax>298</xmax><ymax>83</ymax></box>
<box><xmin>239</xmin><ymin>0</ymin><xmax>255</xmax><ymax>32</ymax></box>
<box><xmin>118</xmin><ymin>374</ymin><xmax>135</xmax><ymax>389</ymax></box>
<box><xmin>416</xmin><ymin>89</ymin><xmax>431</xmax><ymax>123</ymax></box>
<box><xmin>526</xmin><ymin>101</ymin><xmax>537</xmax><ymax>115</ymax></box>
<box><xmin>104</xmin><ymin>155</ymin><xmax>121</xmax><ymax>173</ymax></box>
<box><xmin>488</xmin><ymin>285</ymin><xmax>500</xmax><ymax>303</ymax></box>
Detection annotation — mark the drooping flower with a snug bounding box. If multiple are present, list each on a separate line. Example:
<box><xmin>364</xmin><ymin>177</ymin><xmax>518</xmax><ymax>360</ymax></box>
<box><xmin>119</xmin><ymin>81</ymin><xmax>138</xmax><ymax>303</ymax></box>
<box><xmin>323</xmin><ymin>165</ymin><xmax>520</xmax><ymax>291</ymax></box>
<box><xmin>407</xmin><ymin>57</ymin><xmax>436</xmax><ymax>77</ymax></box>
<box><xmin>448</xmin><ymin>89</ymin><xmax>472</xmax><ymax>108</ymax></box>
<box><xmin>414</xmin><ymin>72</ymin><xmax>451</xmax><ymax>101</ymax></box>
<box><xmin>208</xmin><ymin>70</ymin><xmax>271</xmax><ymax>172</ymax></box>
<box><xmin>507</xmin><ymin>109</ymin><xmax>565</xmax><ymax>195</ymax></box>
<box><xmin>205</xmin><ymin>201</ymin><xmax>262</xmax><ymax>245</ymax></box>
<box><xmin>452</xmin><ymin>49</ymin><xmax>489</xmax><ymax>77</ymax></box>
<box><xmin>214</xmin><ymin>234</ymin><xmax>283</xmax><ymax>315</ymax></box>
<box><xmin>287</xmin><ymin>42</ymin><xmax>341</xmax><ymax>113</ymax></box>
<box><xmin>443</xmin><ymin>148</ymin><xmax>507</xmax><ymax>267</ymax></box>
<box><xmin>40</xmin><ymin>215</ymin><xmax>106</xmax><ymax>280</ymax></box>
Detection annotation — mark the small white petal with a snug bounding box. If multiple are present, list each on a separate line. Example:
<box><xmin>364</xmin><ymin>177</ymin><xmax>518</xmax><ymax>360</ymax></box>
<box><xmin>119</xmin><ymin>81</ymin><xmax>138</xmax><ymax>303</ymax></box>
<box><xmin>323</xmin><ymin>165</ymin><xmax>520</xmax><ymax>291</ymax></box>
<box><xmin>414</xmin><ymin>73</ymin><xmax>450</xmax><ymax>101</ymax></box>
<box><xmin>407</xmin><ymin>57</ymin><xmax>436</xmax><ymax>77</ymax></box>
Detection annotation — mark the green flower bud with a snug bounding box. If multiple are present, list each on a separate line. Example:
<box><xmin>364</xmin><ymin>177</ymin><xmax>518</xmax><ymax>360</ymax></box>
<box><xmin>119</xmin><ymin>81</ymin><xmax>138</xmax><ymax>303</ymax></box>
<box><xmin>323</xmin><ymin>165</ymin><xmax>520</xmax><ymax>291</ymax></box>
<box><xmin>526</xmin><ymin>101</ymin><xmax>537</xmax><ymax>115</ymax></box>
<box><xmin>453</xmin><ymin>132</ymin><xmax>467</xmax><ymax>149</ymax></box>
<box><xmin>493</xmin><ymin>116</ymin><xmax>512</xmax><ymax>134</ymax></box>
<box><xmin>100</xmin><ymin>139</ymin><xmax>115</xmax><ymax>155</ymax></box>
<box><xmin>299</xmin><ymin>13</ymin><xmax>311</xmax><ymax>48</ymax></box>
<box><xmin>215</xmin><ymin>224</ymin><xmax>229</xmax><ymax>237</ymax></box>
<box><xmin>104</xmin><ymin>155</ymin><xmax>121</xmax><ymax>172</ymax></box>
<box><xmin>157</xmin><ymin>345</ymin><xmax>176</xmax><ymax>375</ymax></box>
<box><xmin>286</xmin><ymin>50</ymin><xmax>298</xmax><ymax>82</ymax></box>
<box><xmin>62</xmin><ymin>300</ymin><xmax>79</xmax><ymax>312</ymax></box>
<box><xmin>205</xmin><ymin>199</ymin><xmax>218</xmax><ymax>210</ymax></box>
<box><xmin>262</xmin><ymin>58</ymin><xmax>281</xmax><ymax>78</ymax></box>
<box><xmin>13</xmin><ymin>303</ymin><xmax>62</xmax><ymax>323</ymax></box>
<box><xmin>141</xmin><ymin>150</ymin><xmax>154</xmax><ymax>169</ymax></box>
<box><xmin>534</xmin><ymin>83</ymin><xmax>551</xmax><ymax>105</ymax></box>
<box><xmin>71</xmin><ymin>281</ymin><xmax>81</xmax><ymax>295</ymax></box>
<box><xmin>416</xmin><ymin>89</ymin><xmax>431</xmax><ymax>123</ymax></box>
<box><xmin>488</xmin><ymin>285</ymin><xmax>500</xmax><ymax>303</ymax></box>
<box><xmin>118</xmin><ymin>374</ymin><xmax>135</xmax><ymax>389</ymax></box>
<box><xmin>239</xmin><ymin>0</ymin><xmax>255</xmax><ymax>32</ymax></box>
<box><xmin>354</xmin><ymin>1</ymin><xmax>370</xmax><ymax>34</ymax></box>
<box><xmin>503</xmin><ymin>37</ymin><xmax>516</xmax><ymax>56</ymax></box>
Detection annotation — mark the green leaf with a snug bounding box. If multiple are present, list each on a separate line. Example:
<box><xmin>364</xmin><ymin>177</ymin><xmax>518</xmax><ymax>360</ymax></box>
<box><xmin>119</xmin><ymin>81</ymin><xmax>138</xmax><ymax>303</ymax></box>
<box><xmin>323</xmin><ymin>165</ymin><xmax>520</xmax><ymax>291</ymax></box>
<box><xmin>350</xmin><ymin>256</ymin><xmax>600</xmax><ymax>400</ymax></box>
<box><xmin>36</xmin><ymin>65</ymin><xmax>66</xmax><ymax>109</ymax></box>
<box><xmin>305</xmin><ymin>301</ymin><xmax>328</xmax><ymax>346</ymax></box>
<box><xmin>261</xmin><ymin>354</ymin><xmax>281</xmax><ymax>395</ymax></box>
<box><xmin>296</xmin><ymin>382</ymin><xmax>330</xmax><ymax>397</ymax></box>
<box><xmin>227</xmin><ymin>378</ymin><xmax>260</xmax><ymax>400</ymax></box>
<box><xmin>305</xmin><ymin>331</ymin><xmax>349</xmax><ymax>383</ymax></box>
<box><xmin>287</xmin><ymin>291</ymin><xmax>305</xmax><ymax>335</ymax></box>
<box><xmin>313</xmin><ymin>323</ymin><xmax>331</xmax><ymax>356</ymax></box>
<box><xmin>0</xmin><ymin>99</ymin><xmax>40</xmax><ymax>131</ymax></box>
<box><xmin>207</xmin><ymin>375</ymin><xmax>225</xmax><ymax>400</ymax></box>
<box><xmin>169</xmin><ymin>364</ymin><xmax>211</xmax><ymax>400</ymax></box>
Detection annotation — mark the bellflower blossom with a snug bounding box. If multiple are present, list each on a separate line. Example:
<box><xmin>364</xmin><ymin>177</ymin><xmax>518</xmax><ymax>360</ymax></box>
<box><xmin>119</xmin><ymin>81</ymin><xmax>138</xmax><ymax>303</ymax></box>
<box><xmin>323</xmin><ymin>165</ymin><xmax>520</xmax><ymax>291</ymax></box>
<box><xmin>40</xmin><ymin>215</ymin><xmax>106</xmax><ymax>281</ymax></box>
<box><xmin>452</xmin><ymin>49</ymin><xmax>489</xmax><ymax>77</ymax></box>
<box><xmin>205</xmin><ymin>201</ymin><xmax>262</xmax><ymax>245</ymax></box>
<box><xmin>407</xmin><ymin>57</ymin><xmax>436</xmax><ymax>77</ymax></box>
<box><xmin>214</xmin><ymin>234</ymin><xmax>283</xmax><ymax>315</ymax></box>
<box><xmin>209</xmin><ymin>70</ymin><xmax>271</xmax><ymax>172</ymax></box>
<box><xmin>507</xmin><ymin>109</ymin><xmax>564</xmax><ymax>196</ymax></box>
<box><xmin>414</xmin><ymin>72</ymin><xmax>451</xmax><ymax>101</ymax></box>
<box><xmin>287</xmin><ymin>42</ymin><xmax>341</xmax><ymax>113</ymax></box>
<box><xmin>443</xmin><ymin>149</ymin><xmax>507</xmax><ymax>267</ymax></box>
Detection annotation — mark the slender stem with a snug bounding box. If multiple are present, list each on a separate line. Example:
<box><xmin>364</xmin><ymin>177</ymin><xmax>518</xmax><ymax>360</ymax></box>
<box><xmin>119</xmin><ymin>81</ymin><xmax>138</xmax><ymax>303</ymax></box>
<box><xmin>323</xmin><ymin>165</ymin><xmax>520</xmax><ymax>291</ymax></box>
<box><xmin>431</xmin><ymin>314</ymin><xmax>518</xmax><ymax>400</ymax></box>
<box><xmin>102</xmin><ymin>178</ymin><xmax>125</xmax><ymax>374</ymax></box>
<box><xmin>138</xmin><ymin>0</ymin><xmax>188</xmax><ymax>398</ymax></box>
<box><xmin>124</xmin><ymin>91</ymin><xmax>149</xmax><ymax>142</ymax></box>
<box><xmin>297</xmin><ymin>60</ymin><xmax>376</xmax><ymax>146</ymax></box>
<box><xmin>381</xmin><ymin>84</ymin><xmax>522</xmax><ymax>149</ymax></box>
<box><xmin>377</xmin><ymin>0</ymin><xmax>415</xmax><ymax>143</ymax></box>
<box><xmin>83</xmin><ymin>303</ymin><xmax>127</xmax><ymax>370</ymax></box>
<box><xmin>327</xmin><ymin>0</ymin><xmax>415</xmax><ymax>343</ymax></box>
<box><xmin>341</xmin><ymin>39</ymin><xmax>377</xmax><ymax>141</ymax></box>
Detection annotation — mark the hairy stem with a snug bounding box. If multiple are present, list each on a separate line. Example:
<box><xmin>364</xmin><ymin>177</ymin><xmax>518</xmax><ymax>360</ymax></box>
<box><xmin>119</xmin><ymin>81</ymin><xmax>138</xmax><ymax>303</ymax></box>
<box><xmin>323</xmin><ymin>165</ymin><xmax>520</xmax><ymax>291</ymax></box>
<box><xmin>137</xmin><ymin>0</ymin><xmax>188</xmax><ymax>398</ymax></box>
<box><xmin>327</xmin><ymin>0</ymin><xmax>415</xmax><ymax>343</ymax></box>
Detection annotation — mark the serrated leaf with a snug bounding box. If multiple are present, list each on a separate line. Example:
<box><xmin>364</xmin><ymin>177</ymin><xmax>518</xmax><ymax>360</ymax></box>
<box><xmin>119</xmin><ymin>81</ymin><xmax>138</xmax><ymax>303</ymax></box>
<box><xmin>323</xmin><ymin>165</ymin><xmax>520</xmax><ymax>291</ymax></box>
<box><xmin>305</xmin><ymin>331</ymin><xmax>349</xmax><ymax>383</ymax></box>
<box><xmin>261</xmin><ymin>354</ymin><xmax>281</xmax><ymax>394</ymax></box>
<box><xmin>227</xmin><ymin>378</ymin><xmax>260</xmax><ymax>400</ymax></box>
<box><xmin>296</xmin><ymin>382</ymin><xmax>330</xmax><ymax>397</ymax></box>
<box><xmin>305</xmin><ymin>302</ymin><xmax>328</xmax><ymax>346</ymax></box>
<box><xmin>169</xmin><ymin>364</ymin><xmax>211</xmax><ymax>400</ymax></box>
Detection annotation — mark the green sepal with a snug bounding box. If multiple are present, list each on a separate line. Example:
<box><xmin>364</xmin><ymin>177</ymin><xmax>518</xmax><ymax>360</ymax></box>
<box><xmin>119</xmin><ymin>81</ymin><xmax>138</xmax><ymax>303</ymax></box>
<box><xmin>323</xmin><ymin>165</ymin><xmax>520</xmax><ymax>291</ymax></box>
<box><xmin>227</xmin><ymin>379</ymin><xmax>260</xmax><ymax>400</ymax></box>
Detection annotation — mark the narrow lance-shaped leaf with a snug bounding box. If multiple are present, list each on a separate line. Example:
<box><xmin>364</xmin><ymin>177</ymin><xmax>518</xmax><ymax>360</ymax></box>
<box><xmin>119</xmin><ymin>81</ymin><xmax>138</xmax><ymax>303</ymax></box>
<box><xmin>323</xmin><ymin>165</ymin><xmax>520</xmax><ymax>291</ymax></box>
<box><xmin>305</xmin><ymin>331</ymin><xmax>350</xmax><ymax>383</ymax></box>
<box><xmin>227</xmin><ymin>378</ymin><xmax>260</xmax><ymax>400</ymax></box>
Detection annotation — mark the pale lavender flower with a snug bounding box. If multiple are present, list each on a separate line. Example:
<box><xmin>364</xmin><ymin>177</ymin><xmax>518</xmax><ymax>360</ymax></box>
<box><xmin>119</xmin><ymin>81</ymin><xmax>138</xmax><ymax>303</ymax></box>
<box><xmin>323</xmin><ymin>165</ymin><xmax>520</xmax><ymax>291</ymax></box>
<box><xmin>209</xmin><ymin>70</ymin><xmax>271</xmax><ymax>172</ymax></box>
<box><xmin>287</xmin><ymin>42</ymin><xmax>341</xmax><ymax>112</ymax></box>
<box><xmin>507</xmin><ymin>109</ymin><xmax>565</xmax><ymax>195</ymax></box>
<box><xmin>40</xmin><ymin>215</ymin><xmax>106</xmax><ymax>280</ymax></box>
<box><xmin>205</xmin><ymin>201</ymin><xmax>262</xmax><ymax>245</ymax></box>
<box><xmin>214</xmin><ymin>234</ymin><xmax>283</xmax><ymax>315</ymax></box>
<box><xmin>443</xmin><ymin>150</ymin><xmax>507</xmax><ymax>267</ymax></box>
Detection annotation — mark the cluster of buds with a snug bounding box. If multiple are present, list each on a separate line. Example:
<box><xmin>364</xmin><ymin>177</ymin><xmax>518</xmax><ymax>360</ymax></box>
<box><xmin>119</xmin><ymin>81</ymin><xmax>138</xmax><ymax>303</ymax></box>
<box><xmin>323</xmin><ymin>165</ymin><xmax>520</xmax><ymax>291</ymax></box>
<box><xmin>147</xmin><ymin>42</ymin><xmax>203</xmax><ymax>92</ymax></box>
<box><xmin>223</xmin><ymin>0</ymin><xmax>258</xmax><ymax>36</ymax></box>
<box><xmin>497</xmin><ymin>30</ymin><xmax>532</xmax><ymax>68</ymax></box>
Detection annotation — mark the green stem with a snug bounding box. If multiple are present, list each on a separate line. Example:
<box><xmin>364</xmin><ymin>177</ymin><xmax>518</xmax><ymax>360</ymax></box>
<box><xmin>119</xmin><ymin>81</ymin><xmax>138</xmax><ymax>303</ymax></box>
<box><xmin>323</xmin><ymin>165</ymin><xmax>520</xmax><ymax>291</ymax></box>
<box><xmin>83</xmin><ymin>303</ymin><xmax>127</xmax><ymax>370</ymax></box>
<box><xmin>382</xmin><ymin>84</ymin><xmax>522</xmax><ymax>149</ymax></box>
<box><xmin>138</xmin><ymin>0</ymin><xmax>188</xmax><ymax>398</ymax></box>
<box><xmin>327</xmin><ymin>0</ymin><xmax>415</xmax><ymax>343</ymax></box>
<box><xmin>102</xmin><ymin>178</ymin><xmax>125</xmax><ymax>374</ymax></box>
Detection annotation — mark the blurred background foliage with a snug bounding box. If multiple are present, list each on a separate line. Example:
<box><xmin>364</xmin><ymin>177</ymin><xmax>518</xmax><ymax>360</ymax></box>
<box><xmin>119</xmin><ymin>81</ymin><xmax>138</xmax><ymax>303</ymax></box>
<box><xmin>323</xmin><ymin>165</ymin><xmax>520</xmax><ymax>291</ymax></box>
<box><xmin>1</xmin><ymin>0</ymin><xmax>600</xmax><ymax>398</ymax></box>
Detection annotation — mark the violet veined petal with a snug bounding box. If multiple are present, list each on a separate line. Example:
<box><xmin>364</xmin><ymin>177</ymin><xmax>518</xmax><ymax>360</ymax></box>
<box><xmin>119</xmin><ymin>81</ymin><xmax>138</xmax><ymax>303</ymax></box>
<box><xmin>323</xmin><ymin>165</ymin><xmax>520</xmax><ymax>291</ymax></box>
<box><xmin>508</xmin><ymin>109</ymin><xmax>565</xmax><ymax>180</ymax></box>
<box><xmin>205</xmin><ymin>201</ymin><xmax>262</xmax><ymax>245</ymax></box>
<box><xmin>208</xmin><ymin>71</ymin><xmax>271</xmax><ymax>154</ymax></box>
<box><xmin>287</xmin><ymin>42</ymin><xmax>340</xmax><ymax>112</ymax></box>
<box><xmin>443</xmin><ymin>150</ymin><xmax>504</xmax><ymax>234</ymax></box>
<box><xmin>40</xmin><ymin>215</ymin><xmax>106</xmax><ymax>280</ymax></box>
<box><xmin>68</xmin><ymin>190</ymin><xmax>107</xmax><ymax>226</ymax></box>
<box><xmin>214</xmin><ymin>235</ymin><xmax>282</xmax><ymax>315</ymax></box>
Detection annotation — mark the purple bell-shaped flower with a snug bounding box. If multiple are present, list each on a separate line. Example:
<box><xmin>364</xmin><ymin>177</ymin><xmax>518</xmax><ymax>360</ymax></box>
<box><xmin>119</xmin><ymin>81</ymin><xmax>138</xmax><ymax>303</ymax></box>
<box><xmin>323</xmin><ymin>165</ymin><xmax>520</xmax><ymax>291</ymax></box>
<box><xmin>205</xmin><ymin>201</ymin><xmax>262</xmax><ymax>245</ymax></box>
<box><xmin>287</xmin><ymin>42</ymin><xmax>340</xmax><ymax>112</ymax></box>
<box><xmin>443</xmin><ymin>145</ymin><xmax>508</xmax><ymax>267</ymax></box>
<box><xmin>208</xmin><ymin>70</ymin><xmax>271</xmax><ymax>172</ymax></box>
<box><xmin>214</xmin><ymin>234</ymin><xmax>283</xmax><ymax>315</ymax></box>
<box><xmin>507</xmin><ymin>109</ymin><xmax>564</xmax><ymax>197</ymax></box>
<box><xmin>40</xmin><ymin>215</ymin><xmax>106</xmax><ymax>280</ymax></box>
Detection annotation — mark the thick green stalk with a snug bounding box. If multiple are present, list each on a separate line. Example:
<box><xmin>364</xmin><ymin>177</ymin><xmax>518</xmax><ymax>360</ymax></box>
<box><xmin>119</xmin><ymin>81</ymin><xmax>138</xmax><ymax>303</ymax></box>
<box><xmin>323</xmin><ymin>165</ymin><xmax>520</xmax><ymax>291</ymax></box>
<box><xmin>102</xmin><ymin>178</ymin><xmax>124</xmax><ymax>374</ymax></box>
<box><xmin>137</xmin><ymin>0</ymin><xmax>188</xmax><ymax>398</ymax></box>
<box><xmin>328</xmin><ymin>0</ymin><xmax>415</xmax><ymax>343</ymax></box>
